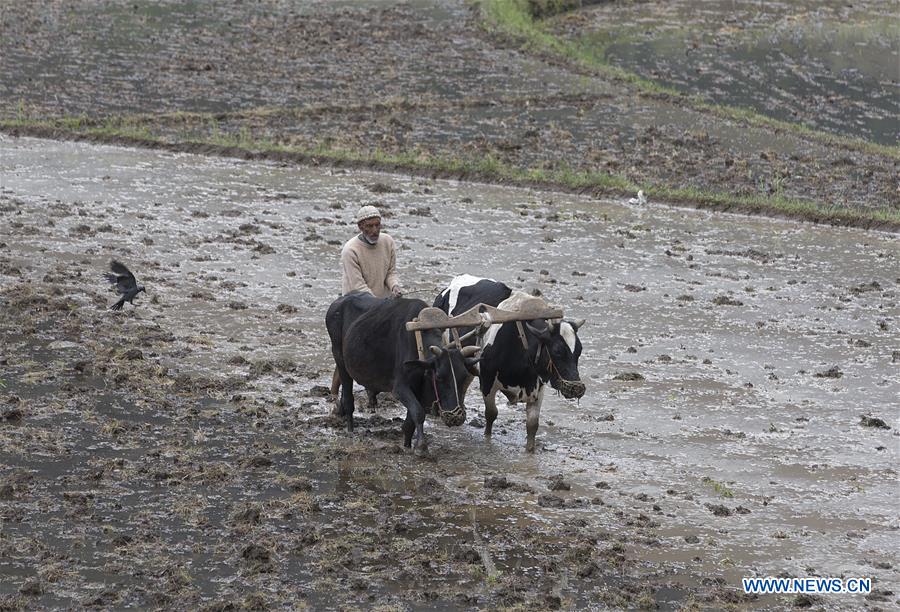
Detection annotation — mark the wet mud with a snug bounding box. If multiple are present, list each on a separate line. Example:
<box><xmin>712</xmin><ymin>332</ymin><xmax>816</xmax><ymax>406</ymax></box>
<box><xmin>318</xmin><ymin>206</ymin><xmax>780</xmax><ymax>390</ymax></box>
<box><xmin>1</xmin><ymin>136</ymin><xmax>898</xmax><ymax>609</ymax></box>
<box><xmin>1</xmin><ymin>0</ymin><xmax>898</xmax><ymax>608</ymax></box>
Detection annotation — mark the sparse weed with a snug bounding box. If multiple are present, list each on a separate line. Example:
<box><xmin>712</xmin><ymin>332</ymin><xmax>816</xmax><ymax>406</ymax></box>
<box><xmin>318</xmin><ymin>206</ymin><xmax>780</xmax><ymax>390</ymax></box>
<box><xmin>701</xmin><ymin>476</ymin><xmax>734</xmax><ymax>498</ymax></box>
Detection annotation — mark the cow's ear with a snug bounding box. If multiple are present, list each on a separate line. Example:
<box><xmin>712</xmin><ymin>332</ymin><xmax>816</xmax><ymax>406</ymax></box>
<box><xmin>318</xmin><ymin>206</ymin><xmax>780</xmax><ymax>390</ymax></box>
<box><xmin>464</xmin><ymin>356</ymin><xmax>481</xmax><ymax>376</ymax></box>
<box><xmin>403</xmin><ymin>359</ymin><xmax>434</xmax><ymax>376</ymax></box>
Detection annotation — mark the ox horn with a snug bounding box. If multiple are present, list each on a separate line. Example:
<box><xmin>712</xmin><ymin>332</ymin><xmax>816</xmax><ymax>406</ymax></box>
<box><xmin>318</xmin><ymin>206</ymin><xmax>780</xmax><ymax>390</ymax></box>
<box><xmin>460</xmin><ymin>345</ymin><xmax>480</xmax><ymax>357</ymax></box>
<box><xmin>429</xmin><ymin>345</ymin><xmax>444</xmax><ymax>357</ymax></box>
<box><xmin>566</xmin><ymin>318</ymin><xmax>586</xmax><ymax>331</ymax></box>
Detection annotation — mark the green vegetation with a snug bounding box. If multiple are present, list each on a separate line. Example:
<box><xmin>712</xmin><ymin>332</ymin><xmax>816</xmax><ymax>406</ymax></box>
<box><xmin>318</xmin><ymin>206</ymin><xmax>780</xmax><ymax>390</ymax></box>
<box><xmin>3</xmin><ymin>112</ymin><xmax>898</xmax><ymax>228</ymax></box>
<box><xmin>478</xmin><ymin>0</ymin><xmax>667</xmax><ymax>92</ymax></box>
<box><xmin>1</xmin><ymin>1</ymin><xmax>896</xmax><ymax>230</ymax></box>
<box><xmin>701</xmin><ymin>476</ymin><xmax>735</xmax><ymax>499</ymax></box>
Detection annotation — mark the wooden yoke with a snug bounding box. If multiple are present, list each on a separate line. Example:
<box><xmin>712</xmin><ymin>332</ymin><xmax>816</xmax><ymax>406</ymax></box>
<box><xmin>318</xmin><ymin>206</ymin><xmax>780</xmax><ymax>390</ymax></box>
<box><xmin>406</xmin><ymin>307</ymin><xmax>478</xmax><ymax>332</ymax></box>
<box><xmin>476</xmin><ymin>301</ymin><xmax>563</xmax><ymax>326</ymax></box>
<box><xmin>409</xmin><ymin>308</ymin><xmax>457</xmax><ymax>360</ymax></box>
<box><xmin>407</xmin><ymin>302</ymin><xmax>564</xmax><ymax>356</ymax></box>
<box><xmin>414</xmin><ymin>330</ymin><xmax>426</xmax><ymax>361</ymax></box>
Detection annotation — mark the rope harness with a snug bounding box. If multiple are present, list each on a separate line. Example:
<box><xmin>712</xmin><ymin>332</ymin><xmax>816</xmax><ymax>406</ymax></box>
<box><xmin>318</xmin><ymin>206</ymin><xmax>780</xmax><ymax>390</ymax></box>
<box><xmin>411</xmin><ymin>308</ymin><xmax>587</xmax><ymax>426</ymax></box>
<box><xmin>515</xmin><ymin>321</ymin><xmax>584</xmax><ymax>399</ymax></box>
<box><xmin>428</xmin><ymin>347</ymin><xmax>466</xmax><ymax>427</ymax></box>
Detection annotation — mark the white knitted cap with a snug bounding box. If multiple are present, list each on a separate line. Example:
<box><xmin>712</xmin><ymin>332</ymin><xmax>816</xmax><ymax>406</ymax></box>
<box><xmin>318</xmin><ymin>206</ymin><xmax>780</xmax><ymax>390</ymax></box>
<box><xmin>355</xmin><ymin>205</ymin><xmax>381</xmax><ymax>224</ymax></box>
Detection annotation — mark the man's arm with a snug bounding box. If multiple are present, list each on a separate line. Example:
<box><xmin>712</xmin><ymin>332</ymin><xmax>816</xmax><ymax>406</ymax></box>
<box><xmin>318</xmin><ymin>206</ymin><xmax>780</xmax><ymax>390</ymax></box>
<box><xmin>385</xmin><ymin>238</ymin><xmax>400</xmax><ymax>296</ymax></box>
<box><xmin>341</xmin><ymin>247</ymin><xmax>373</xmax><ymax>295</ymax></box>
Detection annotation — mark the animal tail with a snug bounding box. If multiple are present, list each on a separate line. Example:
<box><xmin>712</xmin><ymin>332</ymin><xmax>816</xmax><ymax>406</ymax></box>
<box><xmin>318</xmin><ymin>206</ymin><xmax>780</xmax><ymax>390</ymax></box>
<box><xmin>330</xmin><ymin>367</ymin><xmax>341</xmax><ymax>396</ymax></box>
<box><xmin>109</xmin><ymin>299</ymin><xmax>125</xmax><ymax>311</ymax></box>
<box><xmin>104</xmin><ymin>272</ymin><xmax>118</xmax><ymax>284</ymax></box>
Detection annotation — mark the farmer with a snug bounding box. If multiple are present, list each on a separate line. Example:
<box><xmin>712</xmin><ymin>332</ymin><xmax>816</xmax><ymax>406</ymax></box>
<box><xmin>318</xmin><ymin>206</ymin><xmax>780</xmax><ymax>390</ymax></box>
<box><xmin>340</xmin><ymin>204</ymin><xmax>402</xmax><ymax>299</ymax></box>
<box><xmin>331</xmin><ymin>204</ymin><xmax>403</xmax><ymax>400</ymax></box>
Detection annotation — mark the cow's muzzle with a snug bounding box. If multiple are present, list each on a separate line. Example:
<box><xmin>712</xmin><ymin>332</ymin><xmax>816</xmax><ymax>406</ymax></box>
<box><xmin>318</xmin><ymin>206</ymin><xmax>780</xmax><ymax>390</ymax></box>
<box><xmin>440</xmin><ymin>403</ymin><xmax>466</xmax><ymax>427</ymax></box>
<box><xmin>555</xmin><ymin>378</ymin><xmax>586</xmax><ymax>400</ymax></box>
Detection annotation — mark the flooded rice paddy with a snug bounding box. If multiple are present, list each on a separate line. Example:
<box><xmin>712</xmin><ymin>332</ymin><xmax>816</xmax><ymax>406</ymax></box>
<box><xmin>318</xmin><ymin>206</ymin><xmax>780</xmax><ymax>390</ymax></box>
<box><xmin>553</xmin><ymin>0</ymin><xmax>899</xmax><ymax>145</ymax></box>
<box><xmin>1</xmin><ymin>136</ymin><xmax>897</xmax><ymax>608</ymax></box>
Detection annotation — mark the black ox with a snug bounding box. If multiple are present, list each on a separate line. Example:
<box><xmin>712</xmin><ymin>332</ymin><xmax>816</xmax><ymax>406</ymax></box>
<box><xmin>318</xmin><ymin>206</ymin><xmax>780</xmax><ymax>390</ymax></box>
<box><xmin>325</xmin><ymin>292</ymin><xmax>479</xmax><ymax>454</ymax></box>
<box><xmin>434</xmin><ymin>275</ymin><xmax>586</xmax><ymax>452</ymax></box>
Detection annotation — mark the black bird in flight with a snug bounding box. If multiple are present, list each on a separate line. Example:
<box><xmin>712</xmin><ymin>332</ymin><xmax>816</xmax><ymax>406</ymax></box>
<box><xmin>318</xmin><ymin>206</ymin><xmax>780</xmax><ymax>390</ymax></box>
<box><xmin>105</xmin><ymin>260</ymin><xmax>145</xmax><ymax>311</ymax></box>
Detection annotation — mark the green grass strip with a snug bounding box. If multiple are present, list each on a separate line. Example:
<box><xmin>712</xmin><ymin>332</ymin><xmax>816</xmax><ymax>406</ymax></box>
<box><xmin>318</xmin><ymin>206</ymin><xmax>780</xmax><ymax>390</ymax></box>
<box><xmin>3</xmin><ymin>115</ymin><xmax>897</xmax><ymax>229</ymax></box>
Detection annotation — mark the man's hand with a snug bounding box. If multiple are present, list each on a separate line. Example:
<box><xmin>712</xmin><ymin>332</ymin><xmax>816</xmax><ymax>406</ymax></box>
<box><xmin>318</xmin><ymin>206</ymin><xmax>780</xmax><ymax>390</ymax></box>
<box><xmin>390</xmin><ymin>285</ymin><xmax>403</xmax><ymax>298</ymax></box>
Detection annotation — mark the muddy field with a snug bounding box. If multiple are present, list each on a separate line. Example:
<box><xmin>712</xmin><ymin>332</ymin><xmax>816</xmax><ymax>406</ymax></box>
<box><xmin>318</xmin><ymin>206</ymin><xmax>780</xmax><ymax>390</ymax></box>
<box><xmin>2</xmin><ymin>136</ymin><xmax>898</xmax><ymax>610</ymax></box>
<box><xmin>1</xmin><ymin>1</ymin><xmax>899</xmax><ymax>610</ymax></box>
<box><xmin>0</xmin><ymin>0</ymin><xmax>897</xmax><ymax>219</ymax></box>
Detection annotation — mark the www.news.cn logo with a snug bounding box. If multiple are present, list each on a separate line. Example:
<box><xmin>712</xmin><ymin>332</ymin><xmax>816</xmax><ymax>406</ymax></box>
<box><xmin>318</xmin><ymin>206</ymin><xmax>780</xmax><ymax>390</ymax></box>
<box><xmin>742</xmin><ymin>577</ymin><xmax>872</xmax><ymax>595</ymax></box>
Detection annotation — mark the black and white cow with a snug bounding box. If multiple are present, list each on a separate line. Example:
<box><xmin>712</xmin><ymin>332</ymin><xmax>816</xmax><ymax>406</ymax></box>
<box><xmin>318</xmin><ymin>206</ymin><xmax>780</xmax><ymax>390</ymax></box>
<box><xmin>434</xmin><ymin>275</ymin><xmax>585</xmax><ymax>452</ymax></box>
<box><xmin>326</xmin><ymin>292</ymin><xmax>480</xmax><ymax>454</ymax></box>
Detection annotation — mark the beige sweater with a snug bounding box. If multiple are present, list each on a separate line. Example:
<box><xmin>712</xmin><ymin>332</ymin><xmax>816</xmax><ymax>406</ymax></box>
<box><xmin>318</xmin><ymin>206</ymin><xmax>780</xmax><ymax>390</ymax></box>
<box><xmin>340</xmin><ymin>233</ymin><xmax>399</xmax><ymax>298</ymax></box>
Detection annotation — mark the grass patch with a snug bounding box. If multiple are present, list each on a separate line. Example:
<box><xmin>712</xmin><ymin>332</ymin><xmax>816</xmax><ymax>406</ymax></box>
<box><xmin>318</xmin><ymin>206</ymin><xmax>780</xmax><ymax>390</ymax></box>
<box><xmin>649</xmin><ymin>184</ymin><xmax>900</xmax><ymax>227</ymax></box>
<box><xmin>478</xmin><ymin>0</ymin><xmax>668</xmax><ymax>93</ymax></box>
<box><xmin>3</xmin><ymin>114</ymin><xmax>898</xmax><ymax>229</ymax></box>
<box><xmin>701</xmin><ymin>476</ymin><xmax>735</xmax><ymax>499</ymax></box>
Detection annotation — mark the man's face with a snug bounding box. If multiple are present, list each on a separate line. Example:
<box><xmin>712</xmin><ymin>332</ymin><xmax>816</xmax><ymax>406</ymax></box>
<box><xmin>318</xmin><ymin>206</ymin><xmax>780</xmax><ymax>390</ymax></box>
<box><xmin>358</xmin><ymin>217</ymin><xmax>381</xmax><ymax>242</ymax></box>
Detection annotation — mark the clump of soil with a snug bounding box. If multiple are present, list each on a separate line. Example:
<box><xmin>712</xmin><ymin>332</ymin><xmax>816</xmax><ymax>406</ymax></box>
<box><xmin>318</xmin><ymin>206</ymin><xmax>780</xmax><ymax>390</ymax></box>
<box><xmin>859</xmin><ymin>415</ymin><xmax>891</xmax><ymax>429</ymax></box>
<box><xmin>814</xmin><ymin>366</ymin><xmax>843</xmax><ymax>379</ymax></box>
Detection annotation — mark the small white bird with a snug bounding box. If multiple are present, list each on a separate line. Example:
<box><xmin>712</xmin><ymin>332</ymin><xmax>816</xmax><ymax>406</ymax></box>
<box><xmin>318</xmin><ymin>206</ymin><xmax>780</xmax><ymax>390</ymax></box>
<box><xmin>627</xmin><ymin>190</ymin><xmax>647</xmax><ymax>206</ymax></box>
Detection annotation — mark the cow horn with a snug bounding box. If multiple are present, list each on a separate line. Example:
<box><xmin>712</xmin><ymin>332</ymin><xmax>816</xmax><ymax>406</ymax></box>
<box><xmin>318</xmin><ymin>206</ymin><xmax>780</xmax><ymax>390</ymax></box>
<box><xmin>429</xmin><ymin>345</ymin><xmax>444</xmax><ymax>357</ymax></box>
<box><xmin>567</xmin><ymin>318</ymin><xmax>586</xmax><ymax>331</ymax></box>
<box><xmin>460</xmin><ymin>345</ymin><xmax>480</xmax><ymax>357</ymax></box>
